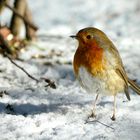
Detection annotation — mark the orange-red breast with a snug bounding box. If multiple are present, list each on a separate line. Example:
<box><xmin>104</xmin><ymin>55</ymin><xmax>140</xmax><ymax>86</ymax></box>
<box><xmin>71</xmin><ymin>27</ymin><xmax>140</xmax><ymax>120</ymax></box>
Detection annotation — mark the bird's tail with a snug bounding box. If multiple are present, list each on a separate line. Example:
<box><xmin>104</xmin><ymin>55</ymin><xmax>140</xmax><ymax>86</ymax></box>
<box><xmin>128</xmin><ymin>79</ymin><xmax>140</xmax><ymax>95</ymax></box>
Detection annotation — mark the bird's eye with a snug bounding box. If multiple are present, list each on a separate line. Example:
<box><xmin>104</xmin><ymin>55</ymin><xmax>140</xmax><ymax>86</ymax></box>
<box><xmin>86</xmin><ymin>35</ymin><xmax>91</xmax><ymax>39</ymax></box>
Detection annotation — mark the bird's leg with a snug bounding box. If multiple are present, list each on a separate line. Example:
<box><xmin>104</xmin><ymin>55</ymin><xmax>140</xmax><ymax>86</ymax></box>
<box><xmin>88</xmin><ymin>93</ymin><xmax>99</xmax><ymax>118</ymax></box>
<box><xmin>111</xmin><ymin>95</ymin><xmax>116</xmax><ymax>121</ymax></box>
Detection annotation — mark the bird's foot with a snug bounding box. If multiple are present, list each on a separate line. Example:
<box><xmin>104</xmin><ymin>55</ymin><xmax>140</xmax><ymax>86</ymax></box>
<box><xmin>111</xmin><ymin>114</ymin><xmax>116</xmax><ymax>121</ymax></box>
<box><xmin>85</xmin><ymin>112</ymin><xmax>96</xmax><ymax>124</ymax></box>
<box><xmin>88</xmin><ymin>112</ymin><xmax>96</xmax><ymax>119</ymax></box>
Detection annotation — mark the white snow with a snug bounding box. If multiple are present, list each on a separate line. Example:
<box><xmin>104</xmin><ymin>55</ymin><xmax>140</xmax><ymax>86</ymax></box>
<box><xmin>0</xmin><ymin>0</ymin><xmax>140</xmax><ymax>139</ymax></box>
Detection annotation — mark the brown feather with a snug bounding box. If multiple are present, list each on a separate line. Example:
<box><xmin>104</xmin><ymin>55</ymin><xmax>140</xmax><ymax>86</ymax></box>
<box><xmin>128</xmin><ymin>79</ymin><xmax>140</xmax><ymax>95</ymax></box>
<box><xmin>116</xmin><ymin>68</ymin><xmax>130</xmax><ymax>100</ymax></box>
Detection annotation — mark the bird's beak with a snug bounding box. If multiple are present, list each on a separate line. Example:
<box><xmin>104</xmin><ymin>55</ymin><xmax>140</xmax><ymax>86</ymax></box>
<box><xmin>70</xmin><ymin>35</ymin><xmax>77</xmax><ymax>39</ymax></box>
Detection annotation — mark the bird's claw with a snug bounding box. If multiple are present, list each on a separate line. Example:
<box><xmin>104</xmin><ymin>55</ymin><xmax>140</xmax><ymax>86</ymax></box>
<box><xmin>111</xmin><ymin>115</ymin><xmax>116</xmax><ymax>121</ymax></box>
<box><xmin>88</xmin><ymin>112</ymin><xmax>96</xmax><ymax>119</ymax></box>
<box><xmin>85</xmin><ymin>112</ymin><xmax>96</xmax><ymax>124</ymax></box>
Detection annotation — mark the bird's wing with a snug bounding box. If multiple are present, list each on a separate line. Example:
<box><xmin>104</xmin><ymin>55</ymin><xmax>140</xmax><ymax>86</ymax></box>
<box><xmin>107</xmin><ymin>43</ymin><xmax>131</xmax><ymax>100</ymax></box>
<box><xmin>116</xmin><ymin>68</ymin><xmax>130</xmax><ymax>100</ymax></box>
<box><xmin>128</xmin><ymin>78</ymin><xmax>140</xmax><ymax>95</ymax></box>
<box><xmin>110</xmin><ymin>43</ymin><xmax>140</xmax><ymax>97</ymax></box>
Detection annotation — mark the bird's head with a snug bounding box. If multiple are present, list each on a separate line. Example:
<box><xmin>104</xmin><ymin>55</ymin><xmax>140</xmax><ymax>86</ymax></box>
<box><xmin>70</xmin><ymin>27</ymin><xmax>110</xmax><ymax>48</ymax></box>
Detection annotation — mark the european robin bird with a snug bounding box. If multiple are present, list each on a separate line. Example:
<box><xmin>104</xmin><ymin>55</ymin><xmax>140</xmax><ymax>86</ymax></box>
<box><xmin>71</xmin><ymin>27</ymin><xmax>140</xmax><ymax>121</ymax></box>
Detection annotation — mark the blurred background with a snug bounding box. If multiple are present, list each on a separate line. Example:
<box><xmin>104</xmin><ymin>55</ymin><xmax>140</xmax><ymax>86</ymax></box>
<box><xmin>1</xmin><ymin>0</ymin><xmax>140</xmax><ymax>38</ymax></box>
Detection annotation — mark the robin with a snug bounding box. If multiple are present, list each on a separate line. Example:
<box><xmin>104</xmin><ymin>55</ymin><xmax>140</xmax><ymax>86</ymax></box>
<box><xmin>71</xmin><ymin>27</ymin><xmax>140</xmax><ymax>121</ymax></box>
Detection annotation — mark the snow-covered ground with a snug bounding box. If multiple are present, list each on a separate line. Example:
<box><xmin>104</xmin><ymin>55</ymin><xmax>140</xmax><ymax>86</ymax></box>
<box><xmin>0</xmin><ymin>0</ymin><xmax>140</xmax><ymax>139</ymax></box>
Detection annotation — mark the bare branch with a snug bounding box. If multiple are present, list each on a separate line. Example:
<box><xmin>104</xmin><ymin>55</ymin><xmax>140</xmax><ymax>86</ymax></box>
<box><xmin>6</xmin><ymin>54</ymin><xmax>39</xmax><ymax>82</ymax></box>
<box><xmin>0</xmin><ymin>32</ymin><xmax>56</xmax><ymax>88</ymax></box>
<box><xmin>0</xmin><ymin>32</ymin><xmax>39</xmax><ymax>82</ymax></box>
<box><xmin>4</xmin><ymin>2</ymin><xmax>38</xmax><ymax>31</ymax></box>
<box><xmin>85</xmin><ymin>119</ymin><xmax>115</xmax><ymax>130</ymax></box>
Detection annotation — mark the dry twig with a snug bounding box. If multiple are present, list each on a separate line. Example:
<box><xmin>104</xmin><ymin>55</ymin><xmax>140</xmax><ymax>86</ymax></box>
<box><xmin>0</xmin><ymin>33</ymin><xmax>56</xmax><ymax>89</ymax></box>
<box><xmin>85</xmin><ymin>119</ymin><xmax>115</xmax><ymax>130</ymax></box>
<box><xmin>3</xmin><ymin>1</ymin><xmax>38</xmax><ymax>31</ymax></box>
